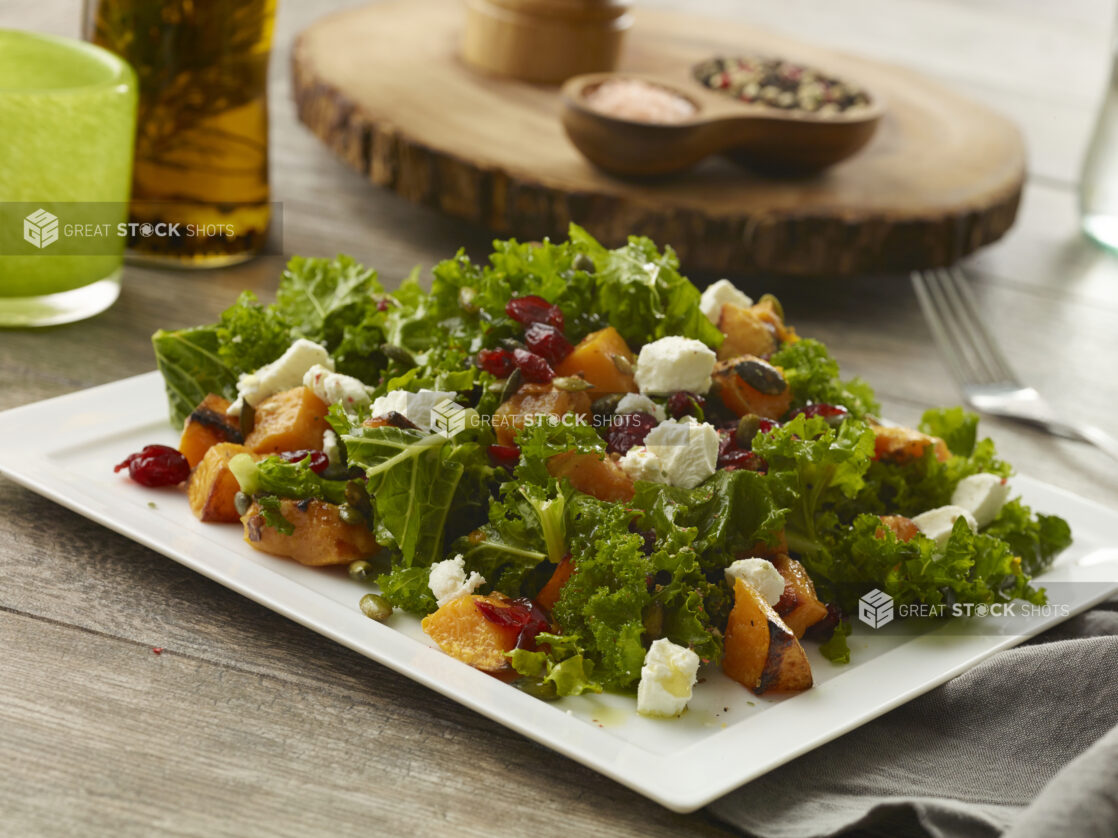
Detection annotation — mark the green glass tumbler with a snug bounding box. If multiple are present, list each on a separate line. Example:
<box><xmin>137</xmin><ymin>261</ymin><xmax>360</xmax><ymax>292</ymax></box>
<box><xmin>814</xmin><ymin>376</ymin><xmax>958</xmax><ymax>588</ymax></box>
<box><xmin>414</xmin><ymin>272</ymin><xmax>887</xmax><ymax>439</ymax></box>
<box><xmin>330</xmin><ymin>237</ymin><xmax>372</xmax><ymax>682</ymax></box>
<box><xmin>0</xmin><ymin>30</ymin><xmax>137</xmax><ymax>327</ymax></box>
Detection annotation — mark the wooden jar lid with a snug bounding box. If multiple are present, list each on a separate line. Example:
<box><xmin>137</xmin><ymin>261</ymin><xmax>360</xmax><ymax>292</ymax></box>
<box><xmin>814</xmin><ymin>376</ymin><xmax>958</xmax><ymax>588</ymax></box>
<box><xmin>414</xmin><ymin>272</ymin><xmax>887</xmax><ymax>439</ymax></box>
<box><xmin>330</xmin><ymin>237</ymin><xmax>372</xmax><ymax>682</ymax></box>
<box><xmin>462</xmin><ymin>0</ymin><xmax>633</xmax><ymax>84</ymax></box>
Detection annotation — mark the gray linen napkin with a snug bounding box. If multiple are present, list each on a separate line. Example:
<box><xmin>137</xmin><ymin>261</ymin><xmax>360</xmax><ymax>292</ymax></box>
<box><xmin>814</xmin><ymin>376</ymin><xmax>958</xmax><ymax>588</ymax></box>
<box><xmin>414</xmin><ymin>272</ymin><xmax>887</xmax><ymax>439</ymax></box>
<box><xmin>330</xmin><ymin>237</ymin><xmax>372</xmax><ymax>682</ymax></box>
<box><xmin>706</xmin><ymin>597</ymin><xmax>1118</xmax><ymax>838</ymax></box>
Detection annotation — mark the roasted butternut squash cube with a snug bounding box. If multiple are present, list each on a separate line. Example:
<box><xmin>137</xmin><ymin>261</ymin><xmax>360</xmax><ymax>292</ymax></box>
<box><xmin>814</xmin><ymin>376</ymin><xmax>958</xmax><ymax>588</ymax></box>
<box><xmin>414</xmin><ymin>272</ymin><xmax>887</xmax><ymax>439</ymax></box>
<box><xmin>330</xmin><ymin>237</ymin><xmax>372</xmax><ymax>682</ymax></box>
<box><xmin>421</xmin><ymin>593</ymin><xmax>522</xmax><ymax>672</ymax></box>
<box><xmin>241</xmin><ymin>498</ymin><xmax>378</xmax><ymax>566</ymax></box>
<box><xmin>179</xmin><ymin>393</ymin><xmax>243</xmax><ymax>468</ymax></box>
<box><xmin>877</xmin><ymin>515</ymin><xmax>920</xmax><ymax>542</ymax></box>
<box><xmin>492</xmin><ymin>383</ymin><xmax>593</xmax><ymax>446</ymax></box>
<box><xmin>536</xmin><ymin>556</ymin><xmax>573</xmax><ymax>611</ymax></box>
<box><xmin>723</xmin><ymin>578</ymin><xmax>812</xmax><ymax>694</ymax></box>
<box><xmin>553</xmin><ymin>326</ymin><xmax>638</xmax><ymax>395</ymax></box>
<box><xmin>712</xmin><ymin>356</ymin><xmax>792</xmax><ymax>420</ymax></box>
<box><xmin>718</xmin><ymin>302</ymin><xmax>778</xmax><ymax>360</ymax></box>
<box><xmin>547</xmin><ymin>451</ymin><xmax>635</xmax><ymax>502</ymax></box>
<box><xmin>188</xmin><ymin>442</ymin><xmax>252</xmax><ymax>523</ymax></box>
<box><xmin>871</xmin><ymin>423</ymin><xmax>950</xmax><ymax>463</ymax></box>
<box><xmin>244</xmin><ymin>386</ymin><xmax>330</xmax><ymax>455</ymax></box>
<box><xmin>772</xmin><ymin>554</ymin><xmax>829</xmax><ymax>639</ymax></box>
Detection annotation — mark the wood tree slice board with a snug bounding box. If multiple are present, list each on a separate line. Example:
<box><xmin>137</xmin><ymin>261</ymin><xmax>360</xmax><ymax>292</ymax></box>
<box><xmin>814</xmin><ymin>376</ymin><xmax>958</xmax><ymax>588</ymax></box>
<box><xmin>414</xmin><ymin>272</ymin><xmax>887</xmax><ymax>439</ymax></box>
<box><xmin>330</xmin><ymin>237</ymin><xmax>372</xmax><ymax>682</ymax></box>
<box><xmin>293</xmin><ymin>0</ymin><xmax>1025</xmax><ymax>276</ymax></box>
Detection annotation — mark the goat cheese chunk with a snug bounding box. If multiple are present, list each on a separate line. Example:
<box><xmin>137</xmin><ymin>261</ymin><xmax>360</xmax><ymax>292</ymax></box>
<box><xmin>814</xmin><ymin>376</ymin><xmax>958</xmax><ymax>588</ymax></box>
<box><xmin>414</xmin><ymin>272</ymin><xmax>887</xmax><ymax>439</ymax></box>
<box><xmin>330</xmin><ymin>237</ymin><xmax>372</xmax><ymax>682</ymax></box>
<box><xmin>618</xmin><ymin>445</ymin><xmax>669</xmax><ymax>484</ymax></box>
<box><xmin>428</xmin><ymin>555</ymin><xmax>486</xmax><ymax>608</ymax></box>
<box><xmin>303</xmin><ymin>364</ymin><xmax>371</xmax><ymax>410</ymax></box>
<box><xmin>634</xmin><ymin>336</ymin><xmax>716</xmax><ymax>396</ymax></box>
<box><xmin>230</xmin><ymin>338</ymin><xmax>333</xmax><ymax>415</ymax></box>
<box><xmin>725</xmin><ymin>558</ymin><xmax>785</xmax><ymax>607</ymax></box>
<box><xmin>637</xmin><ymin>639</ymin><xmax>701</xmax><ymax>718</ymax></box>
<box><xmin>615</xmin><ymin>393</ymin><xmax>667</xmax><ymax>422</ymax></box>
<box><xmin>643</xmin><ymin>417</ymin><xmax>719</xmax><ymax>489</ymax></box>
<box><xmin>912</xmin><ymin>505</ymin><xmax>979</xmax><ymax>548</ymax></box>
<box><xmin>951</xmin><ymin>473</ymin><xmax>1011</xmax><ymax>528</ymax></box>
<box><xmin>700</xmin><ymin>279</ymin><xmax>754</xmax><ymax>324</ymax></box>
<box><xmin>369</xmin><ymin>388</ymin><xmax>457</xmax><ymax>432</ymax></box>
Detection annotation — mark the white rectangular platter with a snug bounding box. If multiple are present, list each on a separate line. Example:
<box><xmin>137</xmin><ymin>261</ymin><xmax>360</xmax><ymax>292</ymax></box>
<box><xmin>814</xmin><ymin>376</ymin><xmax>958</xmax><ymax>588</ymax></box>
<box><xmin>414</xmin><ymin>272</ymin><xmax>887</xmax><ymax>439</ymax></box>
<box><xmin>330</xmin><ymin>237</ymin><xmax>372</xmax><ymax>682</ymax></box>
<box><xmin>2</xmin><ymin>371</ymin><xmax>1116</xmax><ymax>812</ymax></box>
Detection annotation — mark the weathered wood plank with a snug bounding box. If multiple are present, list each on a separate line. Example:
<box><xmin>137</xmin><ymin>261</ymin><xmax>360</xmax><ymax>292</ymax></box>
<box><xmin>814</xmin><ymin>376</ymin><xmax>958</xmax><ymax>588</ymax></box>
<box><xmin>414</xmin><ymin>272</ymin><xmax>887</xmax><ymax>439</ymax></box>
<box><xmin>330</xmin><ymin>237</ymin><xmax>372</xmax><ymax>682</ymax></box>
<box><xmin>0</xmin><ymin>611</ymin><xmax>736</xmax><ymax>838</ymax></box>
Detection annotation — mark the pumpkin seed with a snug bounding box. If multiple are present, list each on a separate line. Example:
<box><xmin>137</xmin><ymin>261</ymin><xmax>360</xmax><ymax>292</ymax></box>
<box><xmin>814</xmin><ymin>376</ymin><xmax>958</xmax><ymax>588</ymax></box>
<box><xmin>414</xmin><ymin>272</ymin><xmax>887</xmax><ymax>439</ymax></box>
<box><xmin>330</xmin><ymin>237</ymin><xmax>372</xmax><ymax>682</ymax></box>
<box><xmin>359</xmin><ymin>593</ymin><xmax>393</xmax><ymax>622</ymax></box>
<box><xmin>233</xmin><ymin>491</ymin><xmax>252</xmax><ymax>517</ymax></box>
<box><xmin>610</xmin><ymin>353</ymin><xmax>635</xmax><ymax>376</ymax></box>
<box><xmin>735</xmin><ymin>358</ymin><xmax>787</xmax><ymax>395</ymax></box>
<box><xmin>573</xmin><ymin>252</ymin><xmax>596</xmax><ymax>274</ymax></box>
<box><xmin>344</xmin><ymin>480</ymin><xmax>372</xmax><ymax>515</ymax></box>
<box><xmin>238</xmin><ymin>402</ymin><xmax>255</xmax><ymax>438</ymax></box>
<box><xmin>758</xmin><ymin>293</ymin><xmax>784</xmax><ymax>321</ymax></box>
<box><xmin>499</xmin><ymin>368</ymin><xmax>524</xmax><ymax>404</ymax></box>
<box><xmin>500</xmin><ymin>337</ymin><xmax>527</xmax><ymax>352</ymax></box>
<box><xmin>381</xmin><ymin>342</ymin><xmax>415</xmax><ymax>366</ymax></box>
<box><xmin>552</xmin><ymin>375</ymin><xmax>595</xmax><ymax>392</ymax></box>
<box><xmin>591</xmin><ymin>393</ymin><xmax>624</xmax><ymax>415</ymax></box>
<box><xmin>348</xmin><ymin>559</ymin><xmax>372</xmax><ymax>582</ymax></box>
<box><xmin>736</xmin><ymin>414</ymin><xmax>762</xmax><ymax>447</ymax></box>
<box><xmin>339</xmin><ymin>503</ymin><xmax>364</xmax><ymax>526</ymax></box>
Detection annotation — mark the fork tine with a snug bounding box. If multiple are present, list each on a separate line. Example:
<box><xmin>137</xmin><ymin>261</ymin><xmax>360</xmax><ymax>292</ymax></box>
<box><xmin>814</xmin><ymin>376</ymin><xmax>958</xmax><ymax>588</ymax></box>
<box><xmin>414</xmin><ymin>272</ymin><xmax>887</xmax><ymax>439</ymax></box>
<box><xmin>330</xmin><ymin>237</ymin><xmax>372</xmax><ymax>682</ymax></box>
<box><xmin>916</xmin><ymin>268</ymin><xmax>996</xmax><ymax>386</ymax></box>
<box><xmin>911</xmin><ymin>270</ymin><xmax>973</xmax><ymax>386</ymax></box>
<box><xmin>941</xmin><ymin>267</ymin><xmax>1021</xmax><ymax>387</ymax></box>
<box><xmin>929</xmin><ymin>267</ymin><xmax>1001</xmax><ymax>386</ymax></box>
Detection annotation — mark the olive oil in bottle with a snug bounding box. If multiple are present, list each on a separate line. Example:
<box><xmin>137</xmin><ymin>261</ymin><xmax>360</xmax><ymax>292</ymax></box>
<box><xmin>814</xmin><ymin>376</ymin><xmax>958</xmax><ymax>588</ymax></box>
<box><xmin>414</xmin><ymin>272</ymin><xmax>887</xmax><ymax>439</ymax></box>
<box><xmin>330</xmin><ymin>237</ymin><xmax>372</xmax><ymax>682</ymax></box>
<box><xmin>85</xmin><ymin>0</ymin><xmax>275</xmax><ymax>267</ymax></box>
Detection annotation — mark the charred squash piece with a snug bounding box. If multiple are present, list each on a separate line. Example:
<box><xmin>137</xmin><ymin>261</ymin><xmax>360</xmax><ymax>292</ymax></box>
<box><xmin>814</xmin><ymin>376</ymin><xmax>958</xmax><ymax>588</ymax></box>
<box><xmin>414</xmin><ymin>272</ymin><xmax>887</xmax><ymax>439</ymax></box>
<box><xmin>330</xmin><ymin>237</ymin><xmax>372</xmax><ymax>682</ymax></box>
<box><xmin>241</xmin><ymin>498</ymin><xmax>378</xmax><ymax>566</ymax></box>
<box><xmin>492</xmin><ymin>383</ymin><xmax>592</xmax><ymax>446</ymax></box>
<box><xmin>537</xmin><ymin>556</ymin><xmax>574</xmax><ymax>611</ymax></box>
<box><xmin>188</xmin><ymin>442</ymin><xmax>252</xmax><ymax>523</ymax></box>
<box><xmin>179</xmin><ymin>393</ymin><xmax>243</xmax><ymax>468</ymax></box>
<box><xmin>723</xmin><ymin>578</ymin><xmax>813</xmax><ymax>694</ymax></box>
<box><xmin>712</xmin><ymin>355</ymin><xmax>792</xmax><ymax>420</ymax></box>
<box><xmin>772</xmin><ymin>554</ymin><xmax>829</xmax><ymax>639</ymax></box>
<box><xmin>547</xmin><ymin>451</ymin><xmax>635</xmax><ymax>502</ymax></box>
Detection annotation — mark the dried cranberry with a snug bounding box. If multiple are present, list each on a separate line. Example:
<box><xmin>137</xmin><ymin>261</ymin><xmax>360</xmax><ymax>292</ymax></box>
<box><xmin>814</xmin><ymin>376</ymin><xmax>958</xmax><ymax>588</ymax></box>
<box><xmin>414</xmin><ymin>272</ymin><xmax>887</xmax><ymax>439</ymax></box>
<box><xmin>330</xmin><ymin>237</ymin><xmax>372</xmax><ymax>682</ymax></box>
<box><xmin>666</xmin><ymin>391</ymin><xmax>706</xmax><ymax>420</ymax></box>
<box><xmin>606</xmin><ymin>411</ymin><xmax>658</xmax><ymax>455</ymax></box>
<box><xmin>513</xmin><ymin>348</ymin><xmax>555</xmax><ymax>383</ymax></box>
<box><xmin>114</xmin><ymin>444</ymin><xmax>190</xmax><ymax>487</ymax></box>
<box><xmin>376</xmin><ymin>298</ymin><xmax>391</xmax><ymax>311</ymax></box>
<box><xmin>474</xmin><ymin>597</ymin><xmax>551</xmax><ymax>651</ymax></box>
<box><xmin>506</xmin><ymin>295</ymin><xmax>563</xmax><ymax>330</ymax></box>
<box><xmin>477</xmin><ymin>347</ymin><xmax>516</xmax><ymax>378</ymax></box>
<box><xmin>717</xmin><ymin>429</ymin><xmax>767</xmax><ymax>473</ymax></box>
<box><xmin>789</xmin><ymin>403</ymin><xmax>849</xmax><ymax>426</ymax></box>
<box><xmin>524</xmin><ymin>322</ymin><xmax>573</xmax><ymax>366</ymax></box>
<box><xmin>628</xmin><ymin>520</ymin><xmax>657</xmax><ymax>555</ymax></box>
<box><xmin>804</xmin><ymin>603</ymin><xmax>842</xmax><ymax>641</ymax></box>
<box><xmin>279</xmin><ymin>449</ymin><xmax>330</xmax><ymax>474</ymax></box>
<box><xmin>385</xmin><ymin>411</ymin><xmax>420</xmax><ymax>430</ymax></box>
<box><xmin>488</xmin><ymin>443</ymin><xmax>521</xmax><ymax>471</ymax></box>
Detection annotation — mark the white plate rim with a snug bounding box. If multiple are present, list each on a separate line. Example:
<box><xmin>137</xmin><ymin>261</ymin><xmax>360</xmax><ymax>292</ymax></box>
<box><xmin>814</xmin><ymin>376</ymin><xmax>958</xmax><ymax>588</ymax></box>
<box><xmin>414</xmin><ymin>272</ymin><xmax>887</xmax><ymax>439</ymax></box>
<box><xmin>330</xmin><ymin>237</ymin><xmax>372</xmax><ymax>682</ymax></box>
<box><xmin>1</xmin><ymin>371</ymin><xmax>1116</xmax><ymax>812</ymax></box>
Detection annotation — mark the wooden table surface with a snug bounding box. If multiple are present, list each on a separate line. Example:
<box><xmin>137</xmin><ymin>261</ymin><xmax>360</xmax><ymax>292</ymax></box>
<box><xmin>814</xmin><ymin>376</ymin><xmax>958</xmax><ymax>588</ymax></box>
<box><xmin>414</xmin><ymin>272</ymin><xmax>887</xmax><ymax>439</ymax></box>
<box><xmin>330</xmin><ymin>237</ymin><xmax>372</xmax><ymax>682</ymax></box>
<box><xmin>3</xmin><ymin>0</ymin><xmax>1117</xmax><ymax>835</ymax></box>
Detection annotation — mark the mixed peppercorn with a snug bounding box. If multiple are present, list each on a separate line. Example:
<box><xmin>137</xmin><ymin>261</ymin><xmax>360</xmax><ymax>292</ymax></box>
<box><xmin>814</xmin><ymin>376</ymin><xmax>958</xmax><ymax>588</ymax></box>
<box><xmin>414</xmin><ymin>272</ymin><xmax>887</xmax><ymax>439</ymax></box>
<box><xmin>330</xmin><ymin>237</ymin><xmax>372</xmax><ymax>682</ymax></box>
<box><xmin>693</xmin><ymin>56</ymin><xmax>871</xmax><ymax>114</ymax></box>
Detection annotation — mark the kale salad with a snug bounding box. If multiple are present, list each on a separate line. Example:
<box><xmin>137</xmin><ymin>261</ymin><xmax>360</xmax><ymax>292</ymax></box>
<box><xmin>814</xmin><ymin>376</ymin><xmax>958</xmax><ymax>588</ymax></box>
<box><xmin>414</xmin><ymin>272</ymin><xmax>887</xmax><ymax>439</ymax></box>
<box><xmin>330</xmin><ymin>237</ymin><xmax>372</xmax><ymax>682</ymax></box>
<box><xmin>136</xmin><ymin>226</ymin><xmax>1072</xmax><ymax>717</ymax></box>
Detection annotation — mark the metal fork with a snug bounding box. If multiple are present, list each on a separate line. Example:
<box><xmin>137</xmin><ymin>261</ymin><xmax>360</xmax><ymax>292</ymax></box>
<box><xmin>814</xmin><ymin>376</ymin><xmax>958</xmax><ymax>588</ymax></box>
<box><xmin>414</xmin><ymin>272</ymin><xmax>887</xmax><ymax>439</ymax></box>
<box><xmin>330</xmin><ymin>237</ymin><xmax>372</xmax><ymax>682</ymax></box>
<box><xmin>911</xmin><ymin>267</ymin><xmax>1118</xmax><ymax>462</ymax></box>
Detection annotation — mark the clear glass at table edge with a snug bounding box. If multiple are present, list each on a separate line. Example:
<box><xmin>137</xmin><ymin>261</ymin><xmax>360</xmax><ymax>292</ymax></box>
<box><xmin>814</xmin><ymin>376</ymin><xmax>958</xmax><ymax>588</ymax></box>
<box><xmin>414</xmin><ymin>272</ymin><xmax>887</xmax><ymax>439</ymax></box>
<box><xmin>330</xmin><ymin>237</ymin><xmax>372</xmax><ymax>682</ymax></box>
<box><xmin>1078</xmin><ymin>22</ymin><xmax>1118</xmax><ymax>251</ymax></box>
<box><xmin>0</xmin><ymin>29</ymin><xmax>137</xmax><ymax>328</ymax></box>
